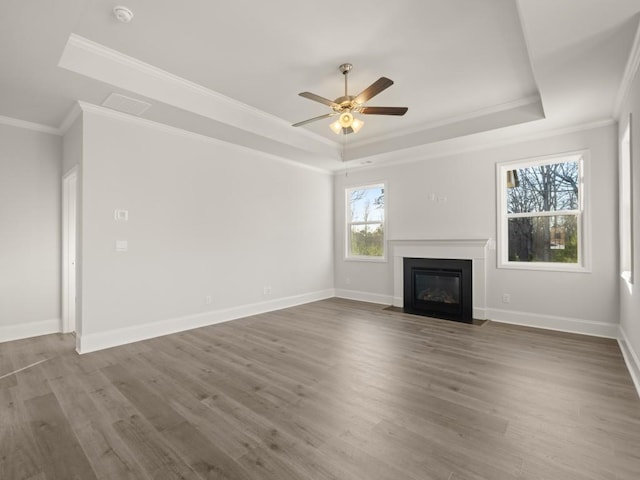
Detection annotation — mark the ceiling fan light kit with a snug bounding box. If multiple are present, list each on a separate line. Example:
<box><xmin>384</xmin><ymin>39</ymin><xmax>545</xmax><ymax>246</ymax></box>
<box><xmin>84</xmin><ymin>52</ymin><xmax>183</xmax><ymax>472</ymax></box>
<box><xmin>293</xmin><ymin>63</ymin><xmax>408</xmax><ymax>135</ymax></box>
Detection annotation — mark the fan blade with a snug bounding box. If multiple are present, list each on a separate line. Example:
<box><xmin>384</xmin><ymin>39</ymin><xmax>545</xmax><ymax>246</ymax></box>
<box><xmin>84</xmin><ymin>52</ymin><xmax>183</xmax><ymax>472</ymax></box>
<box><xmin>299</xmin><ymin>92</ymin><xmax>338</xmax><ymax>107</ymax></box>
<box><xmin>292</xmin><ymin>112</ymin><xmax>337</xmax><ymax>127</ymax></box>
<box><xmin>354</xmin><ymin>77</ymin><xmax>394</xmax><ymax>104</ymax></box>
<box><xmin>359</xmin><ymin>106</ymin><xmax>408</xmax><ymax>116</ymax></box>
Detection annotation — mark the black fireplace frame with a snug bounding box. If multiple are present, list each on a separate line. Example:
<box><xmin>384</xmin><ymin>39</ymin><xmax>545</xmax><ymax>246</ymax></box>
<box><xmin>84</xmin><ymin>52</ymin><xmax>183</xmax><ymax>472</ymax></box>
<box><xmin>403</xmin><ymin>257</ymin><xmax>473</xmax><ymax>323</ymax></box>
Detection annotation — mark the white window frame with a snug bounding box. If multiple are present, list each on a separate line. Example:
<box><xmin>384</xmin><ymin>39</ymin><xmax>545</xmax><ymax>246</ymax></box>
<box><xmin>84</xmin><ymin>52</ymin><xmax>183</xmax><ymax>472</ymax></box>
<box><xmin>496</xmin><ymin>150</ymin><xmax>591</xmax><ymax>272</ymax></box>
<box><xmin>620</xmin><ymin>115</ymin><xmax>634</xmax><ymax>286</ymax></box>
<box><xmin>345</xmin><ymin>182</ymin><xmax>387</xmax><ymax>262</ymax></box>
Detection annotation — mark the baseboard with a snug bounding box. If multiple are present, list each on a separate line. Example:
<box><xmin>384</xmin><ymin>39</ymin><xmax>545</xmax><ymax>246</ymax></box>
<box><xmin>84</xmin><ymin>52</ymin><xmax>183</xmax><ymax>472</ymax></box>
<box><xmin>618</xmin><ymin>326</ymin><xmax>640</xmax><ymax>399</ymax></box>
<box><xmin>473</xmin><ymin>308</ymin><xmax>487</xmax><ymax>320</ymax></box>
<box><xmin>334</xmin><ymin>289</ymin><xmax>393</xmax><ymax>305</ymax></box>
<box><xmin>76</xmin><ymin>289</ymin><xmax>335</xmax><ymax>354</ymax></box>
<box><xmin>0</xmin><ymin>318</ymin><xmax>60</xmax><ymax>344</ymax></box>
<box><xmin>486</xmin><ymin>308</ymin><xmax>619</xmax><ymax>338</ymax></box>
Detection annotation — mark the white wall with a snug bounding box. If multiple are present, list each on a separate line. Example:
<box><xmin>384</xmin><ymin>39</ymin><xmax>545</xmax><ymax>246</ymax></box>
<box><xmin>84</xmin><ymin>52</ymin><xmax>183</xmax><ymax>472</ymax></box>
<box><xmin>618</xmin><ymin>38</ymin><xmax>640</xmax><ymax>392</ymax></box>
<box><xmin>0</xmin><ymin>124</ymin><xmax>62</xmax><ymax>341</ymax></box>
<box><xmin>77</xmin><ymin>108</ymin><xmax>334</xmax><ymax>352</ymax></box>
<box><xmin>334</xmin><ymin>124</ymin><xmax>619</xmax><ymax>336</ymax></box>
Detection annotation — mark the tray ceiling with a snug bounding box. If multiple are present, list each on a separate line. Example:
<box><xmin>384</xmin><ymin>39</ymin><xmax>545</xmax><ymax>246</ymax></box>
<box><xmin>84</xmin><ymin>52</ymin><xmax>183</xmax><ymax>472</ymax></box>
<box><xmin>1</xmin><ymin>1</ymin><xmax>639</xmax><ymax>170</ymax></box>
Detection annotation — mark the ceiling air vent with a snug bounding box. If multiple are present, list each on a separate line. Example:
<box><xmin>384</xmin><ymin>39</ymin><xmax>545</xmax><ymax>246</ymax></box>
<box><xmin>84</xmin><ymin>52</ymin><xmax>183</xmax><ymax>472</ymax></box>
<box><xmin>102</xmin><ymin>93</ymin><xmax>151</xmax><ymax>116</ymax></box>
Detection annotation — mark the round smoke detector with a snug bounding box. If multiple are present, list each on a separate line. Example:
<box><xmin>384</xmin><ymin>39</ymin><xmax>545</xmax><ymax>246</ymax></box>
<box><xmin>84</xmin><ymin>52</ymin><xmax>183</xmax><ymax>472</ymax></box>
<box><xmin>113</xmin><ymin>6</ymin><xmax>134</xmax><ymax>23</ymax></box>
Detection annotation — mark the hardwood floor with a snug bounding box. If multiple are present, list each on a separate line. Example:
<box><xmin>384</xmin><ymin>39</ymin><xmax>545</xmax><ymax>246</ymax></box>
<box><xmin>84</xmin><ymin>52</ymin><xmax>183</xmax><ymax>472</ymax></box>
<box><xmin>1</xmin><ymin>298</ymin><xmax>639</xmax><ymax>479</ymax></box>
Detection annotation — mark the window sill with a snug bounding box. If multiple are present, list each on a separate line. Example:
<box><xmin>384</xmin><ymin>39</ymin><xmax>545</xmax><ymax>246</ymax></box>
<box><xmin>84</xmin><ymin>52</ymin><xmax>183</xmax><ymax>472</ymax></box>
<box><xmin>345</xmin><ymin>256</ymin><xmax>387</xmax><ymax>263</ymax></box>
<box><xmin>498</xmin><ymin>261</ymin><xmax>590</xmax><ymax>273</ymax></box>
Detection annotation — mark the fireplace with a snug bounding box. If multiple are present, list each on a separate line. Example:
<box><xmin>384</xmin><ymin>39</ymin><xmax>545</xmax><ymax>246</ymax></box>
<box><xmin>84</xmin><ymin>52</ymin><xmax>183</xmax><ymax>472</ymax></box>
<box><xmin>403</xmin><ymin>257</ymin><xmax>472</xmax><ymax>323</ymax></box>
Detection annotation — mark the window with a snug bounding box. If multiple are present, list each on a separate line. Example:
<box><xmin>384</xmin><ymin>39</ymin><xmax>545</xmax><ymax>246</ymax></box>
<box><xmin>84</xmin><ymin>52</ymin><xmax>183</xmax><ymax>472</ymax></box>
<box><xmin>497</xmin><ymin>152</ymin><xmax>589</xmax><ymax>271</ymax></box>
<box><xmin>620</xmin><ymin>116</ymin><xmax>633</xmax><ymax>285</ymax></box>
<box><xmin>346</xmin><ymin>183</ymin><xmax>385</xmax><ymax>260</ymax></box>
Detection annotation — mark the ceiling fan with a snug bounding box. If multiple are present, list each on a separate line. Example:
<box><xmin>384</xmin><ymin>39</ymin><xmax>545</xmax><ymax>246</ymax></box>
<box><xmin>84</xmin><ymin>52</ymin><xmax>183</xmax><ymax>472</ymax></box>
<box><xmin>292</xmin><ymin>63</ymin><xmax>408</xmax><ymax>134</ymax></box>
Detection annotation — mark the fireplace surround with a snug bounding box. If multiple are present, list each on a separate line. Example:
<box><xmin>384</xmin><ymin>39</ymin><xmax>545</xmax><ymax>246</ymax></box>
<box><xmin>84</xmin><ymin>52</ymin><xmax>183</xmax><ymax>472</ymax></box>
<box><xmin>390</xmin><ymin>238</ymin><xmax>489</xmax><ymax>320</ymax></box>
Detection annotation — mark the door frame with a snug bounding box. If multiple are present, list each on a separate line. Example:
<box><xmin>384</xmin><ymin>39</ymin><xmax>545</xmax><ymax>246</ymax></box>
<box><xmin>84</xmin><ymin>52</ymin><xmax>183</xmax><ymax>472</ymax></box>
<box><xmin>62</xmin><ymin>166</ymin><xmax>78</xmax><ymax>333</ymax></box>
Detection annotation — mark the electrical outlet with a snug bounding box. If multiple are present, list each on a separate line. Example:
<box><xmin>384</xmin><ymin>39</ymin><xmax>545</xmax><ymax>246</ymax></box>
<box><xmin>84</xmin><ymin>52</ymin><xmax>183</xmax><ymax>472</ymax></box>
<box><xmin>263</xmin><ymin>286</ymin><xmax>272</xmax><ymax>296</ymax></box>
<box><xmin>502</xmin><ymin>293</ymin><xmax>511</xmax><ymax>304</ymax></box>
<box><xmin>345</xmin><ymin>277</ymin><xmax>351</xmax><ymax>285</ymax></box>
<box><xmin>205</xmin><ymin>295</ymin><xmax>212</xmax><ymax>305</ymax></box>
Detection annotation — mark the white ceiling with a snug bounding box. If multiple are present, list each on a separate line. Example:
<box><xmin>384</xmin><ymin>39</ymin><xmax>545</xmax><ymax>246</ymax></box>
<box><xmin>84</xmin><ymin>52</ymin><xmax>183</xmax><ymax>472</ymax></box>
<box><xmin>1</xmin><ymin>0</ymin><xmax>639</xmax><ymax>171</ymax></box>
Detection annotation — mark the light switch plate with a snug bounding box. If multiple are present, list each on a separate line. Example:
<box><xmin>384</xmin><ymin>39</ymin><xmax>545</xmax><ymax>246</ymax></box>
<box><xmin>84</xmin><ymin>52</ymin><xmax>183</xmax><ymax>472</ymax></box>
<box><xmin>115</xmin><ymin>240</ymin><xmax>128</xmax><ymax>252</ymax></box>
<box><xmin>114</xmin><ymin>209</ymin><xmax>128</xmax><ymax>221</ymax></box>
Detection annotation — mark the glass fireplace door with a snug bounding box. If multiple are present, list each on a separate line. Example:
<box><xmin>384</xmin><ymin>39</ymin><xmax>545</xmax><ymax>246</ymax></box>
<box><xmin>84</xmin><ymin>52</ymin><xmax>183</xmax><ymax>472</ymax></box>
<box><xmin>413</xmin><ymin>269</ymin><xmax>462</xmax><ymax>315</ymax></box>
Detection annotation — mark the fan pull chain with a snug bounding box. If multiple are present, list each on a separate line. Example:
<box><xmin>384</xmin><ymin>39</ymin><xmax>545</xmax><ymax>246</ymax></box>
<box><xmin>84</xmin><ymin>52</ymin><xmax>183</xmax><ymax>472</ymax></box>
<box><xmin>342</xmin><ymin>128</ymin><xmax>349</xmax><ymax>177</ymax></box>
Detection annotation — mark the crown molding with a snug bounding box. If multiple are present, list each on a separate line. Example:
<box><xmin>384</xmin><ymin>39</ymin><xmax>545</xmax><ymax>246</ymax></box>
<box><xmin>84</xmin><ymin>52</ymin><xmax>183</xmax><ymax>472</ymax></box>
<box><xmin>515</xmin><ymin>0</ymin><xmax>545</xmax><ymax>117</ymax></box>
<box><xmin>60</xmin><ymin>35</ymin><xmax>336</xmax><ymax>155</ymax></box>
<box><xmin>78</xmin><ymin>102</ymin><xmax>332</xmax><ymax>175</ymax></box>
<box><xmin>0</xmin><ymin>103</ymin><xmax>82</xmax><ymax>137</ymax></box>
<box><xmin>65</xmin><ymin>35</ymin><xmax>275</xmax><ymax>122</ymax></box>
<box><xmin>0</xmin><ymin>114</ymin><xmax>60</xmax><ymax>136</ymax></box>
<box><xmin>337</xmin><ymin>118</ymin><xmax>616</xmax><ymax>174</ymax></box>
<box><xmin>58</xmin><ymin>102</ymin><xmax>82</xmax><ymax>135</ymax></box>
<box><xmin>348</xmin><ymin>95</ymin><xmax>542</xmax><ymax>149</ymax></box>
<box><xmin>614</xmin><ymin>15</ymin><xmax>640</xmax><ymax>118</ymax></box>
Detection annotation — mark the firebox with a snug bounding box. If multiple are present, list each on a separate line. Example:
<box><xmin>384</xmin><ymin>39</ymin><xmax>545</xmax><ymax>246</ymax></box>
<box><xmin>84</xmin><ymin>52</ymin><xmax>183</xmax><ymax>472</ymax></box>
<box><xmin>403</xmin><ymin>257</ymin><xmax>472</xmax><ymax>323</ymax></box>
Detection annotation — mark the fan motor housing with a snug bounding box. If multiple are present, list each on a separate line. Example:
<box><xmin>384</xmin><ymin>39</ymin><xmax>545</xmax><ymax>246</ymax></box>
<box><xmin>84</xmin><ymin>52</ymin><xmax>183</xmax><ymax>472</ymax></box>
<box><xmin>333</xmin><ymin>96</ymin><xmax>356</xmax><ymax>112</ymax></box>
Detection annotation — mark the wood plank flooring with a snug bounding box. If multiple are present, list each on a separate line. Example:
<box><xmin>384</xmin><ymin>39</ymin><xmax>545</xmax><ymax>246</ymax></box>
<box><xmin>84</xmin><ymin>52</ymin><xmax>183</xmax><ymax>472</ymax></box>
<box><xmin>1</xmin><ymin>298</ymin><xmax>639</xmax><ymax>480</ymax></box>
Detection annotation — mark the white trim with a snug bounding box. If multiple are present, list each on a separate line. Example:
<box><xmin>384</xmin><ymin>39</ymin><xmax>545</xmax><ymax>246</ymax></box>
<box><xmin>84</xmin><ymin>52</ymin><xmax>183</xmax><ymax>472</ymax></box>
<box><xmin>344</xmin><ymin>256</ymin><xmax>388</xmax><ymax>263</ymax></box>
<box><xmin>487</xmin><ymin>308</ymin><xmax>618</xmax><ymax>339</ymax></box>
<box><xmin>389</xmin><ymin>236</ymin><xmax>491</xmax><ymax>244</ymax></box>
<box><xmin>0</xmin><ymin>318</ymin><xmax>60</xmax><ymax>343</ymax></box>
<box><xmin>58</xmin><ymin>103</ymin><xmax>82</xmax><ymax>135</ymax></box>
<box><xmin>0</xmin><ymin>114</ymin><xmax>60</xmax><ymax>136</ymax></box>
<box><xmin>64</xmin><ymin>35</ymin><xmax>287</xmax><ymax>128</ymax></box>
<box><xmin>613</xmin><ymin>18</ymin><xmax>640</xmax><ymax>118</ymax></box>
<box><xmin>619</xmin><ymin>114</ymin><xmax>634</xmax><ymax>284</ymax></box>
<box><xmin>347</xmin><ymin>95</ymin><xmax>542</xmax><ymax>149</ymax></box>
<box><xmin>345</xmin><ymin>182</ymin><xmax>387</xmax><ymax>261</ymax></box>
<box><xmin>495</xmin><ymin>261</ymin><xmax>590</xmax><ymax>273</ymax></box>
<box><xmin>78</xmin><ymin>101</ymin><xmax>332</xmax><ymax>175</ymax></box>
<box><xmin>496</xmin><ymin>150</ymin><xmax>591</xmax><ymax>272</ymax></box>
<box><xmin>334</xmin><ymin>289</ymin><xmax>393</xmax><ymax>305</ymax></box>
<box><xmin>339</xmin><ymin>119</ymin><xmax>616</xmax><ymax>174</ymax></box>
<box><xmin>59</xmin><ymin>35</ymin><xmax>338</xmax><ymax>158</ymax></box>
<box><xmin>514</xmin><ymin>0</ymin><xmax>545</xmax><ymax>119</ymax></box>
<box><xmin>618</xmin><ymin>326</ymin><xmax>640</xmax><ymax>399</ymax></box>
<box><xmin>62</xmin><ymin>167</ymin><xmax>78</xmax><ymax>334</ymax></box>
<box><xmin>76</xmin><ymin>289</ymin><xmax>335</xmax><ymax>354</ymax></box>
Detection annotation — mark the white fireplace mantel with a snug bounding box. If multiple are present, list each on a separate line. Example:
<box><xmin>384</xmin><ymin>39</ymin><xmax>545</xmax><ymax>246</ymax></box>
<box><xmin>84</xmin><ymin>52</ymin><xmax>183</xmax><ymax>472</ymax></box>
<box><xmin>389</xmin><ymin>238</ymin><xmax>489</xmax><ymax>319</ymax></box>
